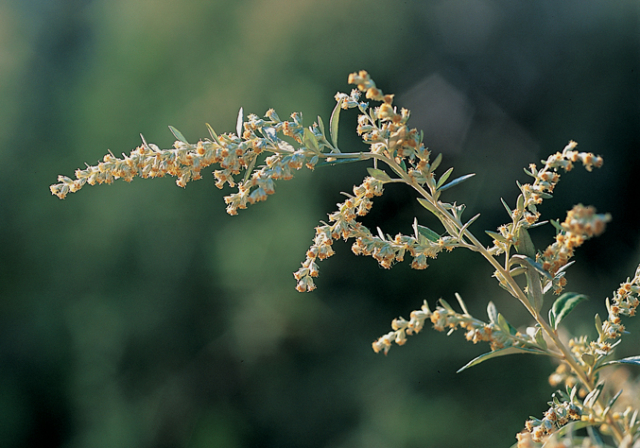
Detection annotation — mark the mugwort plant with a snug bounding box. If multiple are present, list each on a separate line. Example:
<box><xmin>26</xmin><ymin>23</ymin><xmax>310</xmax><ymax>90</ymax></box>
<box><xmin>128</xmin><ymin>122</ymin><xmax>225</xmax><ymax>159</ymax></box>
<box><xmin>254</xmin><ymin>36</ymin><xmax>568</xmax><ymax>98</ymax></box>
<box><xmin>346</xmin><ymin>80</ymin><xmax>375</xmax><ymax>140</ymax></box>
<box><xmin>51</xmin><ymin>71</ymin><xmax>640</xmax><ymax>447</ymax></box>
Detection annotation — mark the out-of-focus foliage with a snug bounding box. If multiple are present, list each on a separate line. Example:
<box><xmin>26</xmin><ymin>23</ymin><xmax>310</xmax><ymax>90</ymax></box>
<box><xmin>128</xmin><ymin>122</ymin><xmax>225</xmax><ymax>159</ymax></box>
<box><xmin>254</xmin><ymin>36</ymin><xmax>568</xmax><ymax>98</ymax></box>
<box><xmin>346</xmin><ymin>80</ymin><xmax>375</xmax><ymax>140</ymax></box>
<box><xmin>1</xmin><ymin>1</ymin><xmax>638</xmax><ymax>447</ymax></box>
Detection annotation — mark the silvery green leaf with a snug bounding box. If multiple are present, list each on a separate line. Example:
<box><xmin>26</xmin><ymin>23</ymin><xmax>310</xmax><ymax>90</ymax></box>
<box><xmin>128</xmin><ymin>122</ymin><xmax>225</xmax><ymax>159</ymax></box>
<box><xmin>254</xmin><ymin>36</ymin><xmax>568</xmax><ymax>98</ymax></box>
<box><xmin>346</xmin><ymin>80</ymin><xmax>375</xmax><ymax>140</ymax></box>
<box><xmin>236</xmin><ymin>107</ymin><xmax>244</xmax><ymax>138</ymax></box>
<box><xmin>524</xmin><ymin>263</ymin><xmax>544</xmax><ymax>312</ymax></box>
<box><xmin>168</xmin><ymin>126</ymin><xmax>188</xmax><ymax>144</ymax></box>
<box><xmin>534</xmin><ymin>326</ymin><xmax>547</xmax><ymax>349</ymax></box>
<box><xmin>510</xmin><ymin>255</ymin><xmax>552</xmax><ymax>279</ymax></box>
<box><xmin>603</xmin><ymin>389</ymin><xmax>623</xmax><ymax>417</ymax></box>
<box><xmin>330</xmin><ymin>98</ymin><xmax>342</xmax><ymax>148</ymax></box>
<box><xmin>599</xmin><ymin>355</ymin><xmax>640</xmax><ymax>368</ymax></box>
<box><xmin>498</xmin><ymin>313</ymin><xmax>518</xmax><ymax>335</ymax></box>
<box><xmin>303</xmin><ymin>128</ymin><xmax>320</xmax><ymax>154</ymax></box>
<box><xmin>516</xmin><ymin>226</ymin><xmax>536</xmax><ymax>258</ymax></box>
<box><xmin>263</xmin><ymin>126</ymin><xmax>278</xmax><ymax>142</ymax></box>
<box><xmin>516</xmin><ymin>194</ymin><xmax>524</xmax><ymax>211</ymax></box>
<box><xmin>205</xmin><ymin>123</ymin><xmax>221</xmax><ymax>145</ymax></box>
<box><xmin>438</xmin><ymin>173</ymin><xmax>476</xmax><ymax>192</ymax></box>
<box><xmin>438</xmin><ymin>298</ymin><xmax>455</xmax><ymax>313</ymax></box>
<box><xmin>457</xmin><ymin>346</ymin><xmax>546</xmax><ymax>373</ymax></box>
<box><xmin>595</xmin><ymin>313</ymin><xmax>604</xmax><ymax>337</ymax></box>
<box><xmin>436</xmin><ymin>167</ymin><xmax>454</xmax><ymax>189</ymax></box>
<box><xmin>550</xmin><ymin>292</ymin><xmax>588</xmax><ymax>330</ymax></box>
<box><xmin>367</xmin><ymin>168</ymin><xmax>392</xmax><ymax>183</ymax></box>
<box><xmin>486</xmin><ymin>230</ymin><xmax>509</xmax><ymax>244</ymax></box>
<box><xmin>500</xmin><ymin>198</ymin><xmax>512</xmax><ymax>217</ymax></box>
<box><xmin>583</xmin><ymin>381</ymin><xmax>604</xmax><ymax>408</ymax></box>
<box><xmin>139</xmin><ymin>134</ymin><xmax>152</xmax><ymax>151</ymax></box>
<box><xmin>316</xmin><ymin>157</ymin><xmax>361</xmax><ymax>167</ymax></box>
<box><xmin>317</xmin><ymin>116</ymin><xmax>326</xmax><ymax>138</ymax></box>
<box><xmin>431</xmin><ymin>153</ymin><xmax>443</xmax><ymax>172</ymax></box>
<box><xmin>415</xmin><ymin>224</ymin><xmax>441</xmax><ymax>243</ymax></box>
<box><xmin>551</xmin><ymin>219</ymin><xmax>564</xmax><ymax>233</ymax></box>
<box><xmin>487</xmin><ymin>301</ymin><xmax>498</xmax><ymax>324</ymax></box>
<box><xmin>417</xmin><ymin>197</ymin><xmax>438</xmax><ymax>214</ymax></box>
<box><xmin>455</xmin><ymin>293</ymin><xmax>469</xmax><ymax>315</ymax></box>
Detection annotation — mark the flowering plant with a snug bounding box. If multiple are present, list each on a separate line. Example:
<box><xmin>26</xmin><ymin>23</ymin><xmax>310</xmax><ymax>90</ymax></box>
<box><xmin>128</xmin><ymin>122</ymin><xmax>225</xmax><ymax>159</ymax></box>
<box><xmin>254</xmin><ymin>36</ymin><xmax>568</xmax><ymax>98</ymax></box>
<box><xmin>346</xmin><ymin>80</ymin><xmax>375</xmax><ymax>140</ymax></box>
<box><xmin>51</xmin><ymin>71</ymin><xmax>640</xmax><ymax>447</ymax></box>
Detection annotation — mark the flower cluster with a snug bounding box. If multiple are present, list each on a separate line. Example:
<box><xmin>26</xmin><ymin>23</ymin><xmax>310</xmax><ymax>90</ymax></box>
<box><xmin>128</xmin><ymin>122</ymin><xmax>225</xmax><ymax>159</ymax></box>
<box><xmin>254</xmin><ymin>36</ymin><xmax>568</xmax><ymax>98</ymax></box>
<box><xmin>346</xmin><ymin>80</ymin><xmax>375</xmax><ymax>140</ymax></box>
<box><xmin>50</xmin><ymin>109</ymin><xmax>319</xmax><ymax>216</ymax></box>
<box><xmin>593</xmin><ymin>265</ymin><xmax>640</xmax><ymax>350</ymax></box>
<box><xmin>520</xmin><ymin>399</ymin><xmax>582</xmax><ymax>445</ymax></box>
<box><xmin>371</xmin><ymin>296</ymin><xmax>538</xmax><ymax>355</ymax></box>
<box><xmin>488</xmin><ymin>141</ymin><xmax>604</xmax><ymax>257</ymax></box>
<box><xmin>537</xmin><ymin>204</ymin><xmax>611</xmax><ymax>292</ymax></box>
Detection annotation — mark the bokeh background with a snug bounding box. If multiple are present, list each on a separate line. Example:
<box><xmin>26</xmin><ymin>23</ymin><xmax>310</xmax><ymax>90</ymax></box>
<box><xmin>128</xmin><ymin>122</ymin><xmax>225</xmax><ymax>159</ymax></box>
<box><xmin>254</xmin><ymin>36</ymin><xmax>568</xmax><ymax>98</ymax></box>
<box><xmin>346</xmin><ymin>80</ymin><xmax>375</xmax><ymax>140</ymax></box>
<box><xmin>1</xmin><ymin>1</ymin><xmax>639</xmax><ymax>447</ymax></box>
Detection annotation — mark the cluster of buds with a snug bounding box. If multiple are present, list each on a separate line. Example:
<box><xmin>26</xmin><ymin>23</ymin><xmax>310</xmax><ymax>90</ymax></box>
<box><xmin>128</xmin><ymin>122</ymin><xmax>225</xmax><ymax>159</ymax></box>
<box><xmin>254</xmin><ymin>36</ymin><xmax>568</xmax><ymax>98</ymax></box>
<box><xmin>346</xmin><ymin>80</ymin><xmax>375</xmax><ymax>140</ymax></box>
<box><xmin>341</xmin><ymin>71</ymin><xmax>434</xmax><ymax>185</ymax></box>
<box><xmin>293</xmin><ymin>175</ymin><xmax>460</xmax><ymax>292</ymax></box>
<box><xmin>372</xmin><ymin>296</ymin><xmax>534</xmax><ymax>355</ymax></box>
<box><xmin>50</xmin><ymin>109</ymin><xmax>316</xmax><ymax>216</ymax></box>
<box><xmin>523</xmin><ymin>400</ymin><xmax>582</xmax><ymax>443</ymax></box>
<box><xmin>537</xmin><ymin>204</ymin><xmax>611</xmax><ymax>292</ymax></box>
<box><xmin>590</xmin><ymin>266</ymin><xmax>640</xmax><ymax>353</ymax></box>
<box><xmin>489</xmin><ymin>141</ymin><xmax>604</xmax><ymax>257</ymax></box>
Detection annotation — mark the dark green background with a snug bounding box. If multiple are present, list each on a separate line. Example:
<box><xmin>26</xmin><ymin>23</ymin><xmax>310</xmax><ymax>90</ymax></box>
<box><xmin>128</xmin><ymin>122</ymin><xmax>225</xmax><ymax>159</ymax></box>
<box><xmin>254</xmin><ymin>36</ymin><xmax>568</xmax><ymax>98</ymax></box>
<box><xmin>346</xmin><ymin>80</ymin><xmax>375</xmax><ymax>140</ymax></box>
<box><xmin>1</xmin><ymin>1</ymin><xmax>639</xmax><ymax>447</ymax></box>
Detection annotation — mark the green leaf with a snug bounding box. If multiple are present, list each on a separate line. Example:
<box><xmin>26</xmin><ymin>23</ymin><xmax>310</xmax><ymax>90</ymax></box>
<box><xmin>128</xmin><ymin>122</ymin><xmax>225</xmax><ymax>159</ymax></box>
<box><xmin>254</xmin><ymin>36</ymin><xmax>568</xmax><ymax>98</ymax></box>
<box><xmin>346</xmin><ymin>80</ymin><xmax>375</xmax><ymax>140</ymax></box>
<box><xmin>599</xmin><ymin>355</ymin><xmax>640</xmax><ymax>368</ymax></box>
<box><xmin>236</xmin><ymin>107</ymin><xmax>244</xmax><ymax>138</ymax></box>
<box><xmin>431</xmin><ymin>153</ymin><xmax>443</xmax><ymax>172</ymax></box>
<box><xmin>487</xmin><ymin>301</ymin><xmax>498</xmax><ymax>324</ymax></box>
<box><xmin>524</xmin><ymin>263</ymin><xmax>544</xmax><ymax>312</ymax></box>
<box><xmin>316</xmin><ymin>157</ymin><xmax>362</xmax><ymax>167</ymax></box>
<box><xmin>550</xmin><ymin>292</ymin><xmax>588</xmax><ymax>330</ymax></box>
<box><xmin>436</xmin><ymin>167</ymin><xmax>454</xmax><ymax>189</ymax></box>
<box><xmin>205</xmin><ymin>123</ymin><xmax>221</xmax><ymax>145</ymax></box>
<box><xmin>457</xmin><ymin>346</ymin><xmax>546</xmax><ymax>373</ymax></box>
<box><xmin>534</xmin><ymin>326</ymin><xmax>547</xmax><ymax>349</ymax></box>
<box><xmin>584</xmin><ymin>382</ymin><xmax>604</xmax><ymax>408</ymax></box>
<box><xmin>303</xmin><ymin>128</ymin><xmax>321</xmax><ymax>154</ymax></box>
<box><xmin>595</xmin><ymin>313</ymin><xmax>603</xmax><ymax>338</ymax></box>
<box><xmin>510</xmin><ymin>255</ymin><xmax>552</xmax><ymax>279</ymax></box>
<box><xmin>486</xmin><ymin>230</ymin><xmax>509</xmax><ymax>244</ymax></box>
<box><xmin>500</xmin><ymin>198</ymin><xmax>512</xmax><ymax>217</ymax></box>
<box><xmin>498</xmin><ymin>313</ymin><xmax>517</xmax><ymax>335</ymax></box>
<box><xmin>515</xmin><ymin>227</ymin><xmax>536</xmax><ymax>258</ymax></box>
<box><xmin>330</xmin><ymin>98</ymin><xmax>343</xmax><ymax>148</ymax></box>
<box><xmin>317</xmin><ymin>116</ymin><xmax>326</xmax><ymax>138</ymax></box>
<box><xmin>367</xmin><ymin>168</ymin><xmax>392</xmax><ymax>183</ymax></box>
<box><xmin>417</xmin><ymin>197</ymin><xmax>438</xmax><ymax>214</ymax></box>
<box><xmin>415</xmin><ymin>224</ymin><xmax>441</xmax><ymax>243</ymax></box>
<box><xmin>438</xmin><ymin>173</ymin><xmax>476</xmax><ymax>192</ymax></box>
<box><xmin>168</xmin><ymin>126</ymin><xmax>189</xmax><ymax>144</ymax></box>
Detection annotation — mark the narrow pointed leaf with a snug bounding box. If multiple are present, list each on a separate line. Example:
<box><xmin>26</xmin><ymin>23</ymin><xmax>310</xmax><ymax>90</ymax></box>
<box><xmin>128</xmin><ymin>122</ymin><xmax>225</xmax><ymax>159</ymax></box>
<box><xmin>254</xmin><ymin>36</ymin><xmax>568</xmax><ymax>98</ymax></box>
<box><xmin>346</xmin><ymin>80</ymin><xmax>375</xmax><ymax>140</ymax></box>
<box><xmin>487</xmin><ymin>301</ymin><xmax>498</xmax><ymax>324</ymax></box>
<box><xmin>457</xmin><ymin>346</ymin><xmax>546</xmax><ymax>373</ymax></box>
<box><xmin>500</xmin><ymin>198</ymin><xmax>512</xmax><ymax>217</ymax></box>
<box><xmin>511</xmin><ymin>255</ymin><xmax>552</xmax><ymax>279</ymax></box>
<box><xmin>169</xmin><ymin>126</ymin><xmax>189</xmax><ymax>144</ymax></box>
<box><xmin>524</xmin><ymin>264</ymin><xmax>544</xmax><ymax>312</ymax></box>
<box><xmin>599</xmin><ymin>355</ymin><xmax>640</xmax><ymax>368</ymax></box>
<box><xmin>317</xmin><ymin>116</ymin><xmax>326</xmax><ymax>137</ymax></box>
<box><xmin>486</xmin><ymin>230</ymin><xmax>509</xmax><ymax>244</ymax></box>
<box><xmin>431</xmin><ymin>153</ymin><xmax>443</xmax><ymax>172</ymax></box>
<box><xmin>329</xmin><ymin>98</ymin><xmax>343</xmax><ymax>148</ymax></box>
<box><xmin>438</xmin><ymin>173</ymin><xmax>476</xmax><ymax>192</ymax></box>
<box><xmin>205</xmin><ymin>123</ymin><xmax>221</xmax><ymax>145</ymax></box>
<box><xmin>236</xmin><ymin>107</ymin><xmax>244</xmax><ymax>138</ymax></box>
<box><xmin>584</xmin><ymin>382</ymin><xmax>604</xmax><ymax>408</ymax></box>
<box><xmin>417</xmin><ymin>197</ymin><xmax>438</xmax><ymax>214</ymax></box>
<box><xmin>550</xmin><ymin>292</ymin><xmax>588</xmax><ymax>330</ymax></box>
<box><xmin>436</xmin><ymin>167</ymin><xmax>454</xmax><ymax>188</ymax></box>
<box><xmin>367</xmin><ymin>168</ymin><xmax>392</xmax><ymax>183</ymax></box>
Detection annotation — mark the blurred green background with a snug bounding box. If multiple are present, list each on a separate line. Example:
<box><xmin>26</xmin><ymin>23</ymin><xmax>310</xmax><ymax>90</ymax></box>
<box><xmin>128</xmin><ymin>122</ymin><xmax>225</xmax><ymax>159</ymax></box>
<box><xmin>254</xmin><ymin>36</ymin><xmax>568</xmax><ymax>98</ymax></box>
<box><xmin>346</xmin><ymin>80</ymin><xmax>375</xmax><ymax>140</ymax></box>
<box><xmin>1</xmin><ymin>1</ymin><xmax>639</xmax><ymax>447</ymax></box>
